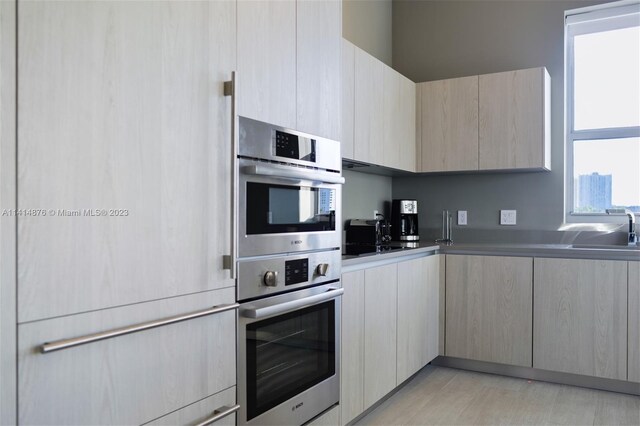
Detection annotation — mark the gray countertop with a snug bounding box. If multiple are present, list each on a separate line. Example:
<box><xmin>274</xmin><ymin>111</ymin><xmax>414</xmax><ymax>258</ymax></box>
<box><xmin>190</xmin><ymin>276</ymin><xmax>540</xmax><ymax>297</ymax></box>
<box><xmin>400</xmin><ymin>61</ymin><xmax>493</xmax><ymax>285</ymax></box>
<box><xmin>342</xmin><ymin>241</ymin><xmax>640</xmax><ymax>267</ymax></box>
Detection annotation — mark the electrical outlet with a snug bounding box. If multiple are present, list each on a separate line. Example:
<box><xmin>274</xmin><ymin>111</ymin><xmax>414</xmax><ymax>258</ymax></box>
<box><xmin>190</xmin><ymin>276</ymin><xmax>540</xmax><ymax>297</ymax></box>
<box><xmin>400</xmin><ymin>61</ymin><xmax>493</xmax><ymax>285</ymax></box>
<box><xmin>457</xmin><ymin>210</ymin><xmax>468</xmax><ymax>225</ymax></box>
<box><xmin>500</xmin><ymin>210</ymin><xmax>517</xmax><ymax>225</ymax></box>
<box><xmin>373</xmin><ymin>210</ymin><xmax>379</xmax><ymax>219</ymax></box>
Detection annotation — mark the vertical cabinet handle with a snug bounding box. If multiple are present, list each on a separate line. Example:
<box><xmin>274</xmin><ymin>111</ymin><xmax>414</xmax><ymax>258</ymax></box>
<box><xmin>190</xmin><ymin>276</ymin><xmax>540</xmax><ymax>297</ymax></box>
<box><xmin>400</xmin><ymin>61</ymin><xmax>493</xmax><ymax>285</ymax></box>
<box><xmin>223</xmin><ymin>71</ymin><xmax>238</xmax><ymax>279</ymax></box>
<box><xmin>194</xmin><ymin>404</ymin><xmax>240</xmax><ymax>426</ymax></box>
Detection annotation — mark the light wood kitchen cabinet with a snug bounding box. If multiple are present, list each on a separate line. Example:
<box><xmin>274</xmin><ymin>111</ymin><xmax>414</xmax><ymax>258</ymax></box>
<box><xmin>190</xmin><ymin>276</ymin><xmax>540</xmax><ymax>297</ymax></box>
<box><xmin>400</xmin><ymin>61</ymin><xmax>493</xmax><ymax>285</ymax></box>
<box><xmin>397</xmin><ymin>255</ymin><xmax>439</xmax><ymax>384</ymax></box>
<box><xmin>296</xmin><ymin>0</ymin><xmax>341</xmax><ymax>141</ymax></box>
<box><xmin>237</xmin><ymin>0</ymin><xmax>296</xmax><ymax>129</ymax></box>
<box><xmin>446</xmin><ymin>255</ymin><xmax>533</xmax><ymax>367</ymax></box>
<box><xmin>341</xmin><ymin>39</ymin><xmax>355</xmax><ymax>160</ymax></box>
<box><xmin>533</xmin><ymin>258</ymin><xmax>627</xmax><ymax>381</ymax></box>
<box><xmin>18</xmin><ymin>288</ymin><xmax>236</xmax><ymax>425</ymax></box>
<box><xmin>340</xmin><ymin>270</ymin><xmax>365</xmax><ymax>425</ymax></box>
<box><xmin>479</xmin><ymin>67</ymin><xmax>550</xmax><ymax>170</ymax></box>
<box><xmin>18</xmin><ymin>0</ymin><xmax>235</xmax><ymax>322</ymax></box>
<box><xmin>383</xmin><ymin>66</ymin><xmax>416</xmax><ymax>172</ymax></box>
<box><xmin>418</xmin><ymin>76</ymin><xmax>479</xmax><ymax>172</ymax></box>
<box><xmin>354</xmin><ymin>46</ymin><xmax>384</xmax><ymax>165</ymax></box>
<box><xmin>149</xmin><ymin>386</ymin><xmax>236</xmax><ymax>426</ymax></box>
<box><xmin>363</xmin><ymin>263</ymin><xmax>397</xmax><ymax>410</ymax></box>
<box><xmin>629</xmin><ymin>262</ymin><xmax>640</xmax><ymax>383</ymax></box>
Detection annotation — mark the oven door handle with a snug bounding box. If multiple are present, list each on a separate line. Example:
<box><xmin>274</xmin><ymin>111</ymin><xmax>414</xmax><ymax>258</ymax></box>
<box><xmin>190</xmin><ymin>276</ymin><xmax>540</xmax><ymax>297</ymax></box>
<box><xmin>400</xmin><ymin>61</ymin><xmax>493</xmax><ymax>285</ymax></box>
<box><xmin>242</xmin><ymin>164</ymin><xmax>345</xmax><ymax>185</ymax></box>
<box><xmin>241</xmin><ymin>288</ymin><xmax>344</xmax><ymax>319</ymax></box>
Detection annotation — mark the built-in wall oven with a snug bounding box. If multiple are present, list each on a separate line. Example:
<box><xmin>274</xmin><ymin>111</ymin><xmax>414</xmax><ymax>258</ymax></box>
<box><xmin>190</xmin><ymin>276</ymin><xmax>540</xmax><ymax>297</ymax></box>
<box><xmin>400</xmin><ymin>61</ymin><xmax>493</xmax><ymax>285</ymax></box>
<box><xmin>235</xmin><ymin>117</ymin><xmax>343</xmax><ymax>425</ymax></box>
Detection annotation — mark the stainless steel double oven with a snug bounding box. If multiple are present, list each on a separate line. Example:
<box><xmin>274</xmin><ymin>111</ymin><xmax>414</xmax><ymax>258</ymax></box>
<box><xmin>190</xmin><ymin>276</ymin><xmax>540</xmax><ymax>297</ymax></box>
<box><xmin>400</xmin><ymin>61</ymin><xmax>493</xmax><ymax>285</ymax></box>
<box><xmin>235</xmin><ymin>117</ymin><xmax>344</xmax><ymax>425</ymax></box>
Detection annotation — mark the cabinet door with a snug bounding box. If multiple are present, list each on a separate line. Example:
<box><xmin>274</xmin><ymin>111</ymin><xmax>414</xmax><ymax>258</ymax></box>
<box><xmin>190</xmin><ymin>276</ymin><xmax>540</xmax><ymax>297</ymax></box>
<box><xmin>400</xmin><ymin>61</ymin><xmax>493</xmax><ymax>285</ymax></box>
<box><xmin>419</xmin><ymin>76</ymin><xmax>478</xmax><ymax>172</ymax></box>
<box><xmin>354</xmin><ymin>47</ymin><xmax>384</xmax><ymax>165</ymax></box>
<box><xmin>397</xmin><ymin>255</ymin><xmax>439</xmax><ymax>385</ymax></box>
<box><xmin>479</xmin><ymin>67</ymin><xmax>550</xmax><ymax>170</ymax></box>
<box><xmin>237</xmin><ymin>0</ymin><xmax>296</xmax><ymax>129</ymax></box>
<box><xmin>446</xmin><ymin>255</ymin><xmax>533</xmax><ymax>367</ymax></box>
<box><xmin>364</xmin><ymin>263</ymin><xmax>397</xmax><ymax>409</ymax></box>
<box><xmin>629</xmin><ymin>262</ymin><xmax>640</xmax><ymax>383</ymax></box>
<box><xmin>341</xmin><ymin>39</ymin><xmax>355</xmax><ymax>160</ymax></box>
<box><xmin>18</xmin><ymin>1</ymin><xmax>235</xmax><ymax>322</ymax></box>
<box><xmin>296</xmin><ymin>0</ymin><xmax>341</xmax><ymax>141</ymax></box>
<box><xmin>149</xmin><ymin>387</ymin><xmax>236</xmax><ymax>426</ymax></box>
<box><xmin>18</xmin><ymin>288</ymin><xmax>236</xmax><ymax>425</ymax></box>
<box><xmin>383</xmin><ymin>67</ymin><xmax>416</xmax><ymax>171</ymax></box>
<box><xmin>533</xmin><ymin>258</ymin><xmax>627</xmax><ymax>380</ymax></box>
<box><xmin>340</xmin><ymin>270</ymin><xmax>364</xmax><ymax>425</ymax></box>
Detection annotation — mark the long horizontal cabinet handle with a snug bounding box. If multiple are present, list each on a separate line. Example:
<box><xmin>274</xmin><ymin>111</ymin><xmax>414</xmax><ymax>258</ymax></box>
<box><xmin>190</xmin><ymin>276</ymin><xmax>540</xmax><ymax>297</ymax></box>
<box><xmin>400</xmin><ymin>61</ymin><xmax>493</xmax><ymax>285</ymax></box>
<box><xmin>194</xmin><ymin>404</ymin><xmax>240</xmax><ymax>426</ymax></box>
<box><xmin>40</xmin><ymin>303</ymin><xmax>240</xmax><ymax>354</ymax></box>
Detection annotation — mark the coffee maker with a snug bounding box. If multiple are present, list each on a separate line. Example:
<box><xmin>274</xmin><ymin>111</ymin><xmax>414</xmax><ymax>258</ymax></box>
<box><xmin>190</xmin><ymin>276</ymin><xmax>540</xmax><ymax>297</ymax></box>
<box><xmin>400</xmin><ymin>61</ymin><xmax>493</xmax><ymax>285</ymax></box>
<box><xmin>391</xmin><ymin>199</ymin><xmax>419</xmax><ymax>241</ymax></box>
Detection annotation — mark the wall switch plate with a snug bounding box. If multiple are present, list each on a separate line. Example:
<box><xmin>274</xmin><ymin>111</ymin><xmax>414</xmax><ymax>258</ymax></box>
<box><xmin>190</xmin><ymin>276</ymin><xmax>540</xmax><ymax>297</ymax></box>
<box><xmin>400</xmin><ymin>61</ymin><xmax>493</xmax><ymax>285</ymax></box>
<box><xmin>457</xmin><ymin>210</ymin><xmax>468</xmax><ymax>225</ymax></box>
<box><xmin>500</xmin><ymin>210</ymin><xmax>517</xmax><ymax>225</ymax></box>
<box><xmin>373</xmin><ymin>210</ymin><xmax>379</xmax><ymax>219</ymax></box>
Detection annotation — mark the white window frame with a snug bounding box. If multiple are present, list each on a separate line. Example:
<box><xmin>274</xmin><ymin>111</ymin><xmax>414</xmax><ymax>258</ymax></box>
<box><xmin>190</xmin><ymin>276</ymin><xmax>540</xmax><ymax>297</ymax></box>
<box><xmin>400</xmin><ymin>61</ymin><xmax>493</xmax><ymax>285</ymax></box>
<box><xmin>564</xmin><ymin>1</ymin><xmax>640</xmax><ymax>223</ymax></box>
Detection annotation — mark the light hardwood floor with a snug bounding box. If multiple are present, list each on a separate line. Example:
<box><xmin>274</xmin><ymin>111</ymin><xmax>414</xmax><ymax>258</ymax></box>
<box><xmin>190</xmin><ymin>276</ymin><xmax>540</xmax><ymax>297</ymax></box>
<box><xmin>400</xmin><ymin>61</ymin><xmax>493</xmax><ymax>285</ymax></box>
<box><xmin>357</xmin><ymin>366</ymin><xmax>640</xmax><ymax>426</ymax></box>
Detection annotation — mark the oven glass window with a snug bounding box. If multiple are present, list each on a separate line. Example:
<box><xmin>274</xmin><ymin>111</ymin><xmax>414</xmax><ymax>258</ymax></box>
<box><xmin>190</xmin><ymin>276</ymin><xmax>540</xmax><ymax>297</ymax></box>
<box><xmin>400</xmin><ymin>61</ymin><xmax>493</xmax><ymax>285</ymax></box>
<box><xmin>246</xmin><ymin>183</ymin><xmax>336</xmax><ymax>234</ymax></box>
<box><xmin>246</xmin><ymin>301</ymin><xmax>336</xmax><ymax>421</ymax></box>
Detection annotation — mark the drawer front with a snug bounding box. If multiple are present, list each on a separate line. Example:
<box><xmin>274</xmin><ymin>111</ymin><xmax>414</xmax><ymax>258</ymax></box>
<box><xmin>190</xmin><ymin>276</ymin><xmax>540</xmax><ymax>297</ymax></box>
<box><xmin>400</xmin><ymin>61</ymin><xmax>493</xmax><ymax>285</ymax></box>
<box><xmin>19</xmin><ymin>287</ymin><xmax>236</xmax><ymax>425</ymax></box>
<box><xmin>147</xmin><ymin>386</ymin><xmax>237</xmax><ymax>426</ymax></box>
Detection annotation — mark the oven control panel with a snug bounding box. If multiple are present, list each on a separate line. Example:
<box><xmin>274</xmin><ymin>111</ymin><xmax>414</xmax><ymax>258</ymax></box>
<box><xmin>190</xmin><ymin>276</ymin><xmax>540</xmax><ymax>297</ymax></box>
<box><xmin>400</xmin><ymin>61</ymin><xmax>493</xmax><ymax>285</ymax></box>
<box><xmin>237</xmin><ymin>249</ymin><xmax>341</xmax><ymax>301</ymax></box>
<box><xmin>285</xmin><ymin>258</ymin><xmax>309</xmax><ymax>286</ymax></box>
<box><xmin>275</xmin><ymin>130</ymin><xmax>316</xmax><ymax>163</ymax></box>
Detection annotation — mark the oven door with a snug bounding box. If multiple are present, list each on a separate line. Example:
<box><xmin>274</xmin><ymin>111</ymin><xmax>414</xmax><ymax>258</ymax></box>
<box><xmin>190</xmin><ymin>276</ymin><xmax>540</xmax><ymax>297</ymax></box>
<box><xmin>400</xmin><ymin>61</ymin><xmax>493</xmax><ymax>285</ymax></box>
<box><xmin>238</xmin><ymin>158</ymin><xmax>343</xmax><ymax>257</ymax></box>
<box><xmin>237</xmin><ymin>284</ymin><xmax>342</xmax><ymax>426</ymax></box>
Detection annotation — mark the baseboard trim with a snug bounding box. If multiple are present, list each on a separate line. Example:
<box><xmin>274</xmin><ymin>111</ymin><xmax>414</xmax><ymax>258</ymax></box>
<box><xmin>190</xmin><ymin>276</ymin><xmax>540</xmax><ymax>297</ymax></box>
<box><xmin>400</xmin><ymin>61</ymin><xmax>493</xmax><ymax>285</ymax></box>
<box><xmin>432</xmin><ymin>356</ymin><xmax>640</xmax><ymax>396</ymax></box>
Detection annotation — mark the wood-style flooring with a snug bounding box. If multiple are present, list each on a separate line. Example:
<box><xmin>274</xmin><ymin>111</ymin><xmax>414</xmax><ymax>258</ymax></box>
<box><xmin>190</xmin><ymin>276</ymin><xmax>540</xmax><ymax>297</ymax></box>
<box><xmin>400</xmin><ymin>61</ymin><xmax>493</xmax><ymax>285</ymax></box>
<box><xmin>356</xmin><ymin>366</ymin><xmax>640</xmax><ymax>426</ymax></box>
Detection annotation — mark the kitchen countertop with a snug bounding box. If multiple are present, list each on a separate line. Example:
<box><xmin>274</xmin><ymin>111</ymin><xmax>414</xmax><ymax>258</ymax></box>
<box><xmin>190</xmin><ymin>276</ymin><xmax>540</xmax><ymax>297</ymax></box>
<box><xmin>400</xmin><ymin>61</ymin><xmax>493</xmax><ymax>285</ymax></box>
<box><xmin>342</xmin><ymin>241</ymin><xmax>640</xmax><ymax>266</ymax></box>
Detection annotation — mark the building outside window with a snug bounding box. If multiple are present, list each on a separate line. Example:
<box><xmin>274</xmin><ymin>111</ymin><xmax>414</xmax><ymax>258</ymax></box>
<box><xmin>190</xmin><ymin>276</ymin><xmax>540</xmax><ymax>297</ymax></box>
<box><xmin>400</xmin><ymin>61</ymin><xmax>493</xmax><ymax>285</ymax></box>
<box><xmin>565</xmin><ymin>1</ymin><xmax>640</xmax><ymax>220</ymax></box>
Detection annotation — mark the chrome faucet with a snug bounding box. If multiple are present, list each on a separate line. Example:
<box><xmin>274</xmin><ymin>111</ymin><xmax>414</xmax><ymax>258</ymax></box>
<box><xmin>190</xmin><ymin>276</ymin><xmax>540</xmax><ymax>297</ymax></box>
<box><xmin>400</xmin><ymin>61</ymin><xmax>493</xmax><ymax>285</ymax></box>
<box><xmin>606</xmin><ymin>208</ymin><xmax>638</xmax><ymax>246</ymax></box>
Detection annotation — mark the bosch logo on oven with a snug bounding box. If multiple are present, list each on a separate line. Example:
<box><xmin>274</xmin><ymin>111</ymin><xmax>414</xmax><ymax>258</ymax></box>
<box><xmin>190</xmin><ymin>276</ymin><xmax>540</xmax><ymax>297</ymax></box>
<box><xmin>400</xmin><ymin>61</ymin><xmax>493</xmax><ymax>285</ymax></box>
<box><xmin>291</xmin><ymin>240</ymin><xmax>302</xmax><ymax>245</ymax></box>
<box><xmin>292</xmin><ymin>402</ymin><xmax>304</xmax><ymax>412</ymax></box>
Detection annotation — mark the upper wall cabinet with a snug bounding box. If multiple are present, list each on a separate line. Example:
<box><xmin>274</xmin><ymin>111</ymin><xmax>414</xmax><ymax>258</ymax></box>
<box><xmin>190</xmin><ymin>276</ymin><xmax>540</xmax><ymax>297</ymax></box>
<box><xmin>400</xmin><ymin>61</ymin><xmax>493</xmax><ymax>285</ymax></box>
<box><xmin>418</xmin><ymin>67</ymin><xmax>550</xmax><ymax>173</ymax></box>
<box><xmin>384</xmin><ymin>66</ymin><xmax>416</xmax><ymax>172</ymax></box>
<box><xmin>354</xmin><ymin>46</ymin><xmax>384</xmax><ymax>165</ymax></box>
<box><xmin>342</xmin><ymin>39</ymin><xmax>355</xmax><ymax>160</ymax></box>
<box><xmin>238</xmin><ymin>0</ymin><xmax>341</xmax><ymax>140</ymax></box>
<box><xmin>479</xmin><ymin>67</ymin><xmax>551</xmax><ymax>170</ymax></box>
<box><xmin>237</xmin><ymin>0</ymin><xmax>296</xmax><ymax>130</ymax></box>
<box><xmin>18</xmin><ymin>0</ymin><xmax>235</xmax><ymax>322</ymax></box>
<box><xmin>296</xmin><ymin>0</ymin><xmax>341</xmax><ymax>141</ymax></box>
<box><xmin>344</xmin><ymin>40</ymin><xmax>417</xmax><ymax>172</ymax></box>
<box><xmin>418</xmin><ymin>76</ymin><xmax>479</xmax><ymax>172</ymax></box>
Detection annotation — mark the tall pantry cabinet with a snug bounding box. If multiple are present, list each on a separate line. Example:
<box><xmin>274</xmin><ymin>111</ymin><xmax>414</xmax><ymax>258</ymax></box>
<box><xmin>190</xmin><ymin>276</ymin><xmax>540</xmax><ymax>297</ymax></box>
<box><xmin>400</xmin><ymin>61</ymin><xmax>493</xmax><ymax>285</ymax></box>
<box><xmin>14</xmin><ymin>1</ymin><xmax>238</xmax><ymax>424</ymax></box>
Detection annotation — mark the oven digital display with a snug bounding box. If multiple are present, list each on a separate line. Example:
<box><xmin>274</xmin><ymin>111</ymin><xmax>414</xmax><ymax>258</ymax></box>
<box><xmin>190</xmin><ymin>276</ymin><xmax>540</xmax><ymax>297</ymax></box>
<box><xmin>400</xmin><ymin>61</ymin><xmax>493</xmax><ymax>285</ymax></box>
<box><xmin>275</xmin><ymin>130</ymin><xmax>316</xmax><ymax>162</ymax></box>
<box><xmin>285</xmin><ymin>258</ymin><xmax>308</xmax><ymax>285</ymax></box>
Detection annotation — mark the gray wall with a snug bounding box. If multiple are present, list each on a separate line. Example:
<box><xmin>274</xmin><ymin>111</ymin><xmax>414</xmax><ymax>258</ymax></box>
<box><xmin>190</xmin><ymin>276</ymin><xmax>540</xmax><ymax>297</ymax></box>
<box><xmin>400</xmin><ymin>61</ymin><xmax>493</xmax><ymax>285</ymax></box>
<box><xmin>343</xmin><ymin>0</ymin><xmax>393</xmax><ymax>66</ymax></box>
<box><xmin>392</xmin><ymin>0</ymin><xmax>609</xmax><ymax>232</ymax></box>
<box><xmin>342</xmin><ymin>169</ymin><xmax>393</xmax><ymax>222</ymax></box>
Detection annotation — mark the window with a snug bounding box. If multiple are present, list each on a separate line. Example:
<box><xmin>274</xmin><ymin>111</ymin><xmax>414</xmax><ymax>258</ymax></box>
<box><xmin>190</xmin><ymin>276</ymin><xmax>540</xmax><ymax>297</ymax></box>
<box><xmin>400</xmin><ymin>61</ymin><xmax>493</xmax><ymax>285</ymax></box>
<box><xmin>565</xmin><ymin>1</ymin><xmax>640</xmax><ymax>220</ymax></box>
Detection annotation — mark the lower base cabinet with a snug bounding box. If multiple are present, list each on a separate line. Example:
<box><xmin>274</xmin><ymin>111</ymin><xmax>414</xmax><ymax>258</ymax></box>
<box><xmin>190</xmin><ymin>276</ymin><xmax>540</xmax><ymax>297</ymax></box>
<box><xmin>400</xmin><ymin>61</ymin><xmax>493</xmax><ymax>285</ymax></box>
<box><xmin>630</xmin><ymin>262</ymin><xmax>640</xmax><ymax>383</ymax></box>
<box><xmin>18</xmin><ymin>287</ymin><xmax>236</xmax><ymax>425</ymax></box>
<box><xmin>445</xmin><ymin>255</ymin><xmax>533</xmax><ymax>367</ymax></box>
<box><xmin>341</xmin><ymin>254</ymin><xmax>440</xmax><ymax>425</ymax></box>
<box><xmin>533</xmin><ymin>258</ymin><xmax>628</xmax><ymax>381</ymax></box>
<box><xmin>340</xmin><ymin>270</ymin><xmax>365</xmax><ymax>425</ymax></box>
<box><xmin>397</xmin><ymin>255</ymin><xmax>440</xmax><ymax>384</ymax></box>
<box><xmin>363</xmin><ymin>263</ymin><xmax>398</xmax><ymax>409</ymax></box>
